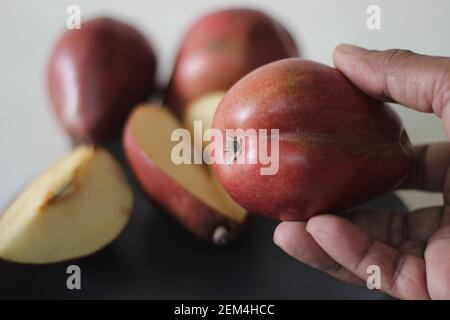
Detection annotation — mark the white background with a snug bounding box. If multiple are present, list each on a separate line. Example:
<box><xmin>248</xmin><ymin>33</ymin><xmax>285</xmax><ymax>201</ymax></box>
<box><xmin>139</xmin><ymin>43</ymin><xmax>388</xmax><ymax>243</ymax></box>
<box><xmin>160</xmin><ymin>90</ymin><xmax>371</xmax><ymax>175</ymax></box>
<box><xmin>1</xmin><ymin>0</ymin><xmax>449</xmax><ymax>210</ymax></box>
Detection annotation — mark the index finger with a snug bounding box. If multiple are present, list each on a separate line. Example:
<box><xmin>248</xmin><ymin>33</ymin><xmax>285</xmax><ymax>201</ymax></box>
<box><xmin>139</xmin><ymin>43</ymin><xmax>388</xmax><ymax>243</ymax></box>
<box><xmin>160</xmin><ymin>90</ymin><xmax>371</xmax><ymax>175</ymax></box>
<box><xmin>333</xmin><ymin>45</ymin><xmax>450</xmax><ymax>116</ymax></box>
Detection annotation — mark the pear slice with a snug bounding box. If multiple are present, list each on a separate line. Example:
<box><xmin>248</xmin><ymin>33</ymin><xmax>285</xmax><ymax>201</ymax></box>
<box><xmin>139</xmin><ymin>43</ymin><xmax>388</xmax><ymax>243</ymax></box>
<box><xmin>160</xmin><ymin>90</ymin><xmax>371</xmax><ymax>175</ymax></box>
<box><xmin>124</xmin><ymin>104</ymin><xmax>246</xmax><ymax>245</ymax></box>
<box><xmin>184</xmin><ymin>91</ymin><xmax>246</xmax><ymax>223</ymax></box>
<box><xmin>0</xmin><ymin>146</ymin><xmax>133</xmax><ymax>264</ymax></box>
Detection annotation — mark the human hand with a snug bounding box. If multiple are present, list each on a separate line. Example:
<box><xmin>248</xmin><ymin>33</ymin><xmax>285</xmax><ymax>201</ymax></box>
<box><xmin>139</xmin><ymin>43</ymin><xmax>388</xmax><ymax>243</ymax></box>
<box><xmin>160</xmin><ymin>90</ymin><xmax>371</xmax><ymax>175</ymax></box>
<box><xmin>274</xmin><ymin>44</ymin><xmax>450</xmax><ymax>300</ymax></box>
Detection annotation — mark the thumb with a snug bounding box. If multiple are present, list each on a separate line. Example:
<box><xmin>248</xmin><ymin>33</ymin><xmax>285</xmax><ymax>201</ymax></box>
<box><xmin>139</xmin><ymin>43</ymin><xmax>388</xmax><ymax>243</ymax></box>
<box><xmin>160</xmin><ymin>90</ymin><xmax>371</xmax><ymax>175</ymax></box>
<box><xmin>333</xmin><ymin>44</ymin><xmax>450</xmax><ymax>118</ymax></box>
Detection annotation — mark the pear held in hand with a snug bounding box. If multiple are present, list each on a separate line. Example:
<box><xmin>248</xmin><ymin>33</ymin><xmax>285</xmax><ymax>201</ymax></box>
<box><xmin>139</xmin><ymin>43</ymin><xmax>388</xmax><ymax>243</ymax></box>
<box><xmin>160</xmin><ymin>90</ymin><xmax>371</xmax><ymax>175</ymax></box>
<box><xmin>213</xmin><ymin>58</ymin><xmax>414</xmax><ymax>221</ymax></box>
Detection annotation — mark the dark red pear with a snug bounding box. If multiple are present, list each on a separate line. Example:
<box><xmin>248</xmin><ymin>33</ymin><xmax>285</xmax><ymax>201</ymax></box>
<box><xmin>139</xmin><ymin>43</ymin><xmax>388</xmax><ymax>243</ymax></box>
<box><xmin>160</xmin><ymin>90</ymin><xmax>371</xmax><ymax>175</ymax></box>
<box><xmin>164</xmin><ymin>8</ymin><xmax>299</xmax><ymax>117</ymax></box>
<box><xmin>48</xmin><ymin>17</ymin><xmax>157</xmax><ymax>143</ymax></box>
<box><xmin>212</xmin><ymin>58</ymin><xmax>414</xmax><ymax>221</ymax></box>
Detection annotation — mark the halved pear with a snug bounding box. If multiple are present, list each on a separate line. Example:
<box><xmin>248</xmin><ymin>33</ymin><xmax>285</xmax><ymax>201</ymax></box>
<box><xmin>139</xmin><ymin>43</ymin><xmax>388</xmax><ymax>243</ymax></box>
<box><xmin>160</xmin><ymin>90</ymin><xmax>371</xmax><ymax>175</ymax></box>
<box><xmin>123</xmin><ymin>104</ymin><xmax>247</xmax><ymax>245</ymax></box>
<box><xmin>0</xmin><ymin>146</ymin><xmax>133</xmax><ymax>264</ymax></box>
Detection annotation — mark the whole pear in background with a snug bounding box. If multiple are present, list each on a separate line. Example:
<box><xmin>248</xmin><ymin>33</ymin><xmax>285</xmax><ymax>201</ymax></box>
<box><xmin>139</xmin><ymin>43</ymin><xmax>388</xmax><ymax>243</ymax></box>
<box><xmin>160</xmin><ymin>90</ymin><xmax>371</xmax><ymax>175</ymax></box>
<box><xmin>164</xmin><ymin>8</ymin><xmax>299</xmax><ymax>117</ymax></box>
<box><xmin>48</xmin><ymin>17</ymin><xmax>157</xmax><ymax>143</ymax></box>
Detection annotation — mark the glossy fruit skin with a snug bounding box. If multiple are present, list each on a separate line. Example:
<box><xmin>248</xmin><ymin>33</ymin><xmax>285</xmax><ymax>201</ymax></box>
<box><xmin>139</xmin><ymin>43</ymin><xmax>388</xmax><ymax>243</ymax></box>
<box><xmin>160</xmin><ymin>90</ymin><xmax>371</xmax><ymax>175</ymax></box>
<box><xmin>212</xmin><ymin>58</ymin><xmax>414</xmax><ymax>221</ymax></box>
<box><xmin>164</xmin><ymin>8</ymin><xmax>299</xmax><ymax>117</ymax></box>
<box><xmin>122</xmin><ymin>116</ymin><xmax>243</xmax><ymax>244</ymax></box>
<box><xmin>48</xmin><ymin>17</ymin><xmax>157</xmax><ymax>143</ymax></box>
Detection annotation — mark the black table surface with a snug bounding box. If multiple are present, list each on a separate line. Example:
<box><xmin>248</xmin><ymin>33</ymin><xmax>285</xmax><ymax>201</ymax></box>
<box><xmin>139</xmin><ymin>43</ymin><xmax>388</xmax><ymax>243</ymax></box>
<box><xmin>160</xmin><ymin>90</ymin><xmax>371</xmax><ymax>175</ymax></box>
<box><xmin>0</xmin><ymin>140</ymin><xmax>403</xmax><ymax>299</ymax></box>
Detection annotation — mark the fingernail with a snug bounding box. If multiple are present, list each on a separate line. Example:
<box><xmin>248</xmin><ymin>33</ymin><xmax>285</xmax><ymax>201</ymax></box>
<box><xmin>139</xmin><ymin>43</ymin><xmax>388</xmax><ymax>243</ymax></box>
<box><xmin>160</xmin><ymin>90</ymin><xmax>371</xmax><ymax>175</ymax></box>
<box><xmin>336</xmin><ymin>44</ymin><xmax>367</xmax><ymax>55</ymax></box>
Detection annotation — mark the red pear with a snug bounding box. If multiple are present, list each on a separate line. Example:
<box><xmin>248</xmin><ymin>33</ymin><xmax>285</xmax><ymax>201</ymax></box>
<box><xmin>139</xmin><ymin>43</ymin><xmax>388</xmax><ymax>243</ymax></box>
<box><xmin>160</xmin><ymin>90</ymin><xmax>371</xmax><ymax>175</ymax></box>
<box><xmin>164</xmin><ymin>8</ymin><xmax>299</xmax><ymax>117</ymax></box>
<box><xmin>212</xmin><ymin>58</ymin><xmax>414</xmax><ymax>221</ymax></box>
<box><xmin>48</xmin><ymin>17</ymin><xmax>157</xmax><ymax>143</ymax></box>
